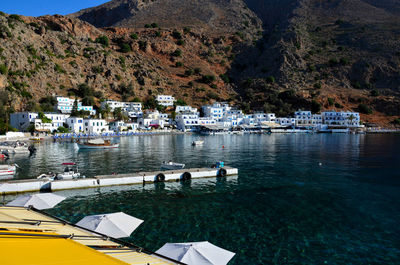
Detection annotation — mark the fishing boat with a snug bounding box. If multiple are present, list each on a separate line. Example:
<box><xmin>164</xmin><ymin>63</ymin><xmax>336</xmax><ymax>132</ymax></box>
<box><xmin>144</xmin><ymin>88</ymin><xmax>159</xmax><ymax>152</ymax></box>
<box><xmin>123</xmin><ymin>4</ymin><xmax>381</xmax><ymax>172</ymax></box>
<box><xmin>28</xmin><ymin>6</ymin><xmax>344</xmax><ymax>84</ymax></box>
<box><xmin>0</xmin><ymin>164</ymin><xmax>18</xmax><ymax>180</ymax></box>
<box><xmin>191</xmin><ymin>139</ymin><xmax>204</xmax><ymax>146</ymax></box>
<box><xmin>77</xmin><ymin>138</ymin><xmax>119</xmax><ymax>149</ymax></box>
<box><xmin>160</xmin><ymin>161</ymin><xmax>185</xmax><ymax>170</ymax></box>
<box><xmin>30</xmin><ymin>136</ymin><xmax>44</xmax><ymax>142</ymax></box>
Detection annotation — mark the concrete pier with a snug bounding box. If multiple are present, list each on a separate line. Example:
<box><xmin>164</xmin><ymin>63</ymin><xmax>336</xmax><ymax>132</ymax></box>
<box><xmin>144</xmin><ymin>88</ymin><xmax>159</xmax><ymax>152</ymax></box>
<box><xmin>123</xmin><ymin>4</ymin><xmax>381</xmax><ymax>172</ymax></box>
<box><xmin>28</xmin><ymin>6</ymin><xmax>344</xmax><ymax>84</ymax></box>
<box><xmin>0</xmin><ymin>167</ymin><xmax>238</xmax><ymax>194</ymax></box>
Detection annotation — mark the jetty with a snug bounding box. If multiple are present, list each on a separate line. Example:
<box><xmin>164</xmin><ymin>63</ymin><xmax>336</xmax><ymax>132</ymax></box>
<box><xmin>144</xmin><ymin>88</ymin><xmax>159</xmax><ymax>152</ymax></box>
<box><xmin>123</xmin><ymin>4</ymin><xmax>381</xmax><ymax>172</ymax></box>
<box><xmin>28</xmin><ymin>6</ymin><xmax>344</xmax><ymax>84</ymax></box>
<box><xmin>0</xmin><ymin>167</ymin><xmax>238</xmax><ymax>195</ymax></box>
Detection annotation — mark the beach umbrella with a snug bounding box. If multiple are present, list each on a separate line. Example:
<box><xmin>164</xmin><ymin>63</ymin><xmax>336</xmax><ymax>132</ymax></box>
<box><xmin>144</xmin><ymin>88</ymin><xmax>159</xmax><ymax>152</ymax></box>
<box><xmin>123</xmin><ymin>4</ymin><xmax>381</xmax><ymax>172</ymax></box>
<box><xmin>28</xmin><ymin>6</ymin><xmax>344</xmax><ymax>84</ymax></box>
<box><xmin>7</xmin><ymin>193</ymin><xmax>66</xmax><ymax>210</ymax></box>
<box><xmin>156</xmin><ymin>241</ymin><xmax>235</xmax><ymax>265</ymax></box>
<box><xmin>76</xmin><ymin>212</ymin><xmax>143</xmax><ymax>238</ymax></box>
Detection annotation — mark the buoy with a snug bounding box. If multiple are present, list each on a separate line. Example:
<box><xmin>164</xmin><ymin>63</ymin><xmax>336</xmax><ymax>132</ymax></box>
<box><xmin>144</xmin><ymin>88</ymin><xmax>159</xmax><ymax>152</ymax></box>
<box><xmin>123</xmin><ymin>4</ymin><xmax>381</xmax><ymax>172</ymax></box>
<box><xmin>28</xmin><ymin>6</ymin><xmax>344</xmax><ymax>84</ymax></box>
<box><xmin>222</xmin><ymin>145</ymin><xmax>225</xmax><ymax>148</ymax></box>
<box><xmin>319</xmin><ymin>163</ymin><xmax>322</xmax><ymax>166</ymax></box>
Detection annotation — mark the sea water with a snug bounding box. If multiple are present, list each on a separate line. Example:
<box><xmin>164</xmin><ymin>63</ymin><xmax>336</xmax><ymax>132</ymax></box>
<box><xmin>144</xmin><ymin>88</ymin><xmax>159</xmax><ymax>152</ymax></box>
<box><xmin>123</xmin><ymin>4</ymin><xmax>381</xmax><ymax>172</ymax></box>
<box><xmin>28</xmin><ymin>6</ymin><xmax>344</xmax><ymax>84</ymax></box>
<box><xmin>5</xmin><ymin>134</ymin><xmax>400</xmax><ymax>264</ymax></box>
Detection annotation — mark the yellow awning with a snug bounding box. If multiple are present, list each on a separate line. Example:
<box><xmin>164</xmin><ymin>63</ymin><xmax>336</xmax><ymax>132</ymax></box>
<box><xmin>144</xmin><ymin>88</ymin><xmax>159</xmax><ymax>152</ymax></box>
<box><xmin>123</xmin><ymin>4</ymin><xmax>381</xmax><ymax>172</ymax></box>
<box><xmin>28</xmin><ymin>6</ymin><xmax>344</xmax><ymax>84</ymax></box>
<box><xmin>0</xmin><ymin>230</ymin><xmax>129</xmax><ymax>265</ymax></box>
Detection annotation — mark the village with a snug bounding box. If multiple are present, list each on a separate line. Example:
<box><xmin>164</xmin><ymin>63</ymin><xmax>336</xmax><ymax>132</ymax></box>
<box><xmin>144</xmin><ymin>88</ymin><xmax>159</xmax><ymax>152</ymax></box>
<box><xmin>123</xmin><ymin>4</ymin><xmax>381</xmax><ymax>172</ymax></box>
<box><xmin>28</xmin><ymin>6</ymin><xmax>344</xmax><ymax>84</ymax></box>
<box><xmin>9</xmin><ymin>94</ymin><xmax>364</xmax><ymax>136</ymax></box>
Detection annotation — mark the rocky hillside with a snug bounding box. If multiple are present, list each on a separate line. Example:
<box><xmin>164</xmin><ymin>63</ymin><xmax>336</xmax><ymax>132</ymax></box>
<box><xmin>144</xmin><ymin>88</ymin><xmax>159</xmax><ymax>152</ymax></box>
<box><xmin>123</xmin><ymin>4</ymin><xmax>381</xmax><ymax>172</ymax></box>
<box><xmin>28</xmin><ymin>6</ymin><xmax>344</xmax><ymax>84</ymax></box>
<box><xmin>1</xmin><ymin>0</ymin><xmax>400</xmax><ymax>127</ymax></box>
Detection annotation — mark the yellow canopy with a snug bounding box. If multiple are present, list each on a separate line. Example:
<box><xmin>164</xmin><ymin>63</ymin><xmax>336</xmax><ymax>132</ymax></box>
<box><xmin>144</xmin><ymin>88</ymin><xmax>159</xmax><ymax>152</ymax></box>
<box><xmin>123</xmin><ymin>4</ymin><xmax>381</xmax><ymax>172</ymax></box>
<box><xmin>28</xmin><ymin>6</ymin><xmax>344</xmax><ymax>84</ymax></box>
<box><xmin>0</xmin><ymin>230</ymin><xmax>129</xmax><ymax>265</ymax></box>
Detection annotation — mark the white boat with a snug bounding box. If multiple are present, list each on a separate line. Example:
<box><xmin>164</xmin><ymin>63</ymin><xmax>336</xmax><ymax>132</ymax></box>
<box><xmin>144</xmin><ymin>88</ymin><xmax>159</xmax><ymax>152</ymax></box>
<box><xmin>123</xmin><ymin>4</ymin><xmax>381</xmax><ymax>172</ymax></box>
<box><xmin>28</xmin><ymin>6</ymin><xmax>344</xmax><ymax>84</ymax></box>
<box><xmin>0</xmin><ymin>164</ymin><xmax>17</xmax><ymax>179</ymax></box>
<box><xmin>37</xmin><ymin>163</ymin><xmax>84</xmax><ymax>180</ymax></box>
<box><xmin>77</xmin><ymin>138</ymin><xmax>119</xmax><ymax>149</ymax></box>
<box><xmin>192</xmin><ymin>140</ymin><xmax>204</xmax><ymax>146</ymax></box>
<box><xmin>160</xmin><ymin>161</ymin><xmax>185</xmax><ymax>170</ymax></box>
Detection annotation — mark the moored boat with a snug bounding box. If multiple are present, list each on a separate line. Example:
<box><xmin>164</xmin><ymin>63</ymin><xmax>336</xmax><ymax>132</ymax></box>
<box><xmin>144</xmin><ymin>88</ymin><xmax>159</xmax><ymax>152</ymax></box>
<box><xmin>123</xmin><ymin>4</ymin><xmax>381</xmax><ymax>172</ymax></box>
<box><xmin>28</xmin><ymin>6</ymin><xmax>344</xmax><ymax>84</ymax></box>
<box><xmin>77</xmin><ymin>138</ymin><xmax>119</xmax><ymax>149</ymax></box>
<box><xmin>37</xmin><ymin>162</ymin><xmax>85</xmax><ymax>180</ymax></box>
<box><xmin>192</xmin><ymin>140</ymin><xmax>204</xmax><ymax>146</ymax></box>
<box><xmin>160</xmin><ymin>161</ymin><xmax>185</xmax><ymax>170</ymax></box>
<box><xmin>0</xmin><ymin>164</ymin><xmax>17</xmax><ymax>179</ymax></box>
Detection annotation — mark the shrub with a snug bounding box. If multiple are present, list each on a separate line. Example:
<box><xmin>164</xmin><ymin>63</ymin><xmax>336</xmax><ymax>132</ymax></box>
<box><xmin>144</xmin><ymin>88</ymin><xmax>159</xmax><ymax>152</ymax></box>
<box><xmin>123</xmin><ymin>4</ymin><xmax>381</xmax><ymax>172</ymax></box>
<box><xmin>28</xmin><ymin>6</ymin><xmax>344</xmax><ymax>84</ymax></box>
<box><xmin>329</xmin><ymin>58</ymin><xmax>339</xmax><ymax>66</ymax></box>
<box><xmin>340</xmin><ymin>57</ymin><xmax>349</xmax><ymax>65</ymax></box>
<box><xmin>54</xmin><ymin>64</ymin><xmax>66</xmax><ymax>74</ymax></box>
<box><xmin>92</xmin><ymin>65</ymin><xmax>103</xmax><ymax>74</ymax></box>
<box><xmin>0</xmin><ymin>64</ymin><xmax>7</xmax><ymax>75</ymax></box>
<box><xmin>308</xmin><ymin>65</ymin><xmax>316</xmax><ymax>72</ymax></box>
<box><xmin>194</xmin><ymin>68</ymin><xmax>201</xmax><ymax>74</ymax></box>
<box><xmin>130</xmin><ymin>33</ymin><xmax>138</xmax><ymax>40</ymax></box>
<box><xmin>175</xmin><ymin>61</ymin><xmax>183</xmax><ymax>67</ymax></box>
<box><xmin>155</xmin><ymin>31</ymin><xmax>161</xmax><ymax>37</ymax></box>
<box><xmin>311</xmin><ymin>100</ymin><xmax>321</xmax><ymax>113</ymax></box>
<box><xmin>392</xmin><ymin>118</ymin><xmax>400</xmax><ymax>125</ymax></box>
<box><xmin>171</xmin><ymin>49</ymin><xmax>182</xmax><ymax>57</ymax></box>
<box><xmin>144</xmin><ymin>24</ymin><xmax>151</xmax><ymax>28</ymax></box>
<box><xmin>266</xmin><ymin>76</ymin><xmax>275</xmax><ymax>83</ymax></box>
<box><xmin>351</xmin><ymin>81</ymin><xmax>361</xmax><ymax>89</ymax></box>
<box><xmin>207</xmin><ymin>91</ymin><xmax>219</xmax><ymax>100</ymax></box>
<box><xmin>151</xmin><ymin>23</ymin><xmax>158</xmax><ymax>28</ymax></box>
<box><xmin>9</xmin><ymin>14</ymin><xmax>23</xmax><ymax>22</ymax></box>
<box><xmin>370</xmin><ymin>90</ymin><xmax>379</xmax><ymax>97</ymax></box>
<box><xmin>219</xmin><ymin>74</ymin><xmax>230</xmax><ymax>83</ymax></box>
<box><xmin>172</xmin><ymin>30</ymin><xmax>182</xmax><ymax>39</ymax></box>
<box><xmin>95</xmin><ymin>36</ymin><xmax>109</xmax><ymax>47</ymax></box>
<box><xmin>334</xmin><ymin>102</ymin><xmax>343</xmax><ymax>108</ymax></box>
<box><xmin>177</xmin><ymin>39</ymin><xmax>184</xmax><ymax>46</ymax></box>
<box><xmin>115</xmin><ymin>74</ymin><xmax>122</xmax><ymax>81</ymax></box>
<box><xmin>184</xmin><ymin>69</ymin><xmax>194</xmax><ymax>76</ymax></box>
<box><xmin>119</xmin><ymin>43</ymin><xmax>131</xmax><ymax>53</ymax></box>
<box><xmin>29</xmin><ymin>22</ymin><xmax>39</xmax><ymax>28</ymax></box>
<box><xmin>183</xmin><ymin>27</ymin><xmax>191</xmax><ymax>34</ymax></box>
<box><xmin>138</xmin><ymin>40</ymin><xmax>147</xmax><ymax>51</ymax></box>
<box><xmin>201</xmin><ymin>75</ymin><xmax>216</xmax><ymax>84</ymax></box>
<box><xmin>314</xmin><ymin>83</ymin><xmax>322</xmax><ymax>89</ymax></box>
<box><xmin>328</xmin><ymin>98</ymin><xmax>334</xmax><ymax>106</ymax></box>
<box><xmin>358</xmin><ymin>103</ymin><xmax>372</xmax><ymax>114</ymax></box>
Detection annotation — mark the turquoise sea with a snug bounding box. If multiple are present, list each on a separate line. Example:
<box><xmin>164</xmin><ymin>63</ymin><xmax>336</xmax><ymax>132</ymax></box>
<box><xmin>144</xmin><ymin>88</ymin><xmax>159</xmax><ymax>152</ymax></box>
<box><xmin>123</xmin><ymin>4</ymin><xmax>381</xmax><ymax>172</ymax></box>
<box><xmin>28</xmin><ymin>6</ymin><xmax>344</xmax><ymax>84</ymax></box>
<box><xmin>5</xmin><ymin>134</ymin><xmax>400</xmax><ymax>264</ymax></box>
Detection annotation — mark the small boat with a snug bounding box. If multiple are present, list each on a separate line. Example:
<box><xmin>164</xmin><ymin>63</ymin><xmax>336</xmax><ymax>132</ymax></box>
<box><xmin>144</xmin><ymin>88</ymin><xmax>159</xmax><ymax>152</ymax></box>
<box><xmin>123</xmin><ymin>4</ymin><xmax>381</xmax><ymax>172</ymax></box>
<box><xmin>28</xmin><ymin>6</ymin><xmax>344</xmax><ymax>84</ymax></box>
<box><xmin>192</xmin><ymin>140</ymin><xmax>204</xmax><ymax>146</ymax></box>
<box><xmin>0</xmin><ymin>164</ymin><xmax>18</xmax><ymax>179</ymax></box>
<box><xmin>37</xmin><ymin>162</ymin><xmax>85</xmax><ymax>180</ymax></box>
<box><xmin>30</xmin><ymin>136</ymin><xmax>44</xmax><ymax>142</ymax></box>
<box><xmin>161</xmin><ymin>161</ymin><xmax>185</xmax><ymax>170</ymax></box>
<box><xmin>77</xmin><ymin>138</ymin><xmax>119</xmax><ymax>149</ymax></box>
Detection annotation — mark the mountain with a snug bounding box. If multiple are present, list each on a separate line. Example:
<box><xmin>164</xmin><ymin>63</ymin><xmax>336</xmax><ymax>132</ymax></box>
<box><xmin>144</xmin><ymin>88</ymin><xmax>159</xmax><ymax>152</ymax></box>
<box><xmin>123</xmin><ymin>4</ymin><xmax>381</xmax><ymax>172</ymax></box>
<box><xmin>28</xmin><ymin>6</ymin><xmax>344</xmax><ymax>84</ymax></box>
<box><xmin>1</xmin><ymin>0</ymin><xmax>400</xmax><ymax>128</ymax></box>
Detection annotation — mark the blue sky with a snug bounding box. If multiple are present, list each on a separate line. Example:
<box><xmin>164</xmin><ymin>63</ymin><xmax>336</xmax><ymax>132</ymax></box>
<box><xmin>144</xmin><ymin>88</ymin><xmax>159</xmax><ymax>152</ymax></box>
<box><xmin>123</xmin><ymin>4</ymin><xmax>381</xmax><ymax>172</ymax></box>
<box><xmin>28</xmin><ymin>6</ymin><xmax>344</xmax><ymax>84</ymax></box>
<box><xmin>0</xmin><ymin>0</ymin><xmax>110</xmax><ymax>17</ymax></box>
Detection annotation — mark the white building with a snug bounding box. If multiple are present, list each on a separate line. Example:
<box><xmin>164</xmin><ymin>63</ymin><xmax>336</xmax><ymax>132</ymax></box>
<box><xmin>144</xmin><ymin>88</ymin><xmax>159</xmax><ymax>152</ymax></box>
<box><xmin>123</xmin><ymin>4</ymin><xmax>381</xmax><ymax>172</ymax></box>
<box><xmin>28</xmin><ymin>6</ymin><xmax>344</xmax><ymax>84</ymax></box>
<box><xmin>275</xmin><ymin>117</ymin><xmax>296</xmax><ymax>127</ymax></box>
<box><xmin>175</xmin><ymin>112</ymin><xmax>200</xmax><ymax>131</ymax></box>
<box><xmin>175</xmin><ymin>105</ymin><xmax>198</xmax><ymax>113</ymax></box>
<box><xmin>202</xmin><ymin>102</ymin><xmax>231</xmax><ymax>121</ymax></box>
<box><xmin>82</xmin><ymin>119</ymin><xmax>109</xmax><ymax>134</ymax></box>
<box><xmin>56</xmin><ymin>96</ymin><xmax>96</xmax><ymax>115</ymax></box>
<box><xmin>101</xmin><ymin>100</ymin><xmax>143</xmax><ymax>118</ymax></box>
<box><xmin>312</xmin><ymin>114</ymin><xmax>323</xmax><ymax>126</ymax></box>
<box><xmin>198</xmin><ymin>117</ymin><xmax>217</xmax><ymax>126</ymax></box>
<box><xmin>156</xmin><ymin>95</ymin><xmax>175</xmax><ymax>107</ymax></box>
<box><xmin>65</xmin><ymin>117</ymin><xmax>84</xmax><ymax>133</ymax></box>
<box><xmin>10</xmin><ymin>112</ymin><xmax>38</xmax><ymax>131</ymax></box>
<box><xmin>10</xmin><ymin>112</ymin><xmax>69</xmax><ymax>132</ymax></box>
<box><xmin>295</xmin><ymin>110</ymin><xmax>313</xmax><ymax>127</ymax></box>
<box><xmin>138</xmin><ymin>110</ymin><xmax>166</xmax><ymax>129</ymax></box>
<box><xmin>322</xmin><ymin>111</ymin><xmax>360</xmax><ymax>126</ymax></box>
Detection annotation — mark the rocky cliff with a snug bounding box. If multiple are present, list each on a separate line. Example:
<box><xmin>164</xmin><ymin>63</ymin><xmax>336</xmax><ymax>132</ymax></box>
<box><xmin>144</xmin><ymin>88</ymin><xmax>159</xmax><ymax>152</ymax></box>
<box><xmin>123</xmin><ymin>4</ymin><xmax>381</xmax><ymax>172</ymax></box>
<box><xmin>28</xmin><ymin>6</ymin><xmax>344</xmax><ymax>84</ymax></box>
<box><xmin>1</xmin><ymin>0</ymin><xmax>400</xmax><ymax>126</ymax></box>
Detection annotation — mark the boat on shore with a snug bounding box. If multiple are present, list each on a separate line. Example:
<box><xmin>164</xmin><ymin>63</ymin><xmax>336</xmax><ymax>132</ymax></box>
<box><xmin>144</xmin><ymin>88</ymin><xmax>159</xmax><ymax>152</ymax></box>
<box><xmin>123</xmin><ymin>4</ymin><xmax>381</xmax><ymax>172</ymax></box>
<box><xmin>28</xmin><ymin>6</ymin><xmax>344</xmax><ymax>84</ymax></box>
<box><xmin>77</xmin><ymin>138</ymin><xmax>119</xmax><ymax>149</ymax></box>
<box><xmin>160</xmin><ymin>161</ymin><xmax>185</xmax><ymax>170</ymax></box>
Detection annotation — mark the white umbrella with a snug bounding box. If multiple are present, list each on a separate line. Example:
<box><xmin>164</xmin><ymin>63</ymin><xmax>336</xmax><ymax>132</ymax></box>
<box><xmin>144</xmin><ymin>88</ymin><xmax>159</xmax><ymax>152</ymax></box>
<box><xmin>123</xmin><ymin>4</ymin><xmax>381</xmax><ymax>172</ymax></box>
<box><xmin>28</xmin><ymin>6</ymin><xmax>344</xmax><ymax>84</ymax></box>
<box><xmin>6</xmin><ymin>193</ymin><xmax>66</xmax><ymax>210</ymax></box>
<box><xmin>76</xmin><ymin>212</ymin><xmax>143</xmax><ymax>238</ymax></box>
<box><xmin>156</xmin><ymin>241</ymin><xmax>235</xmax><ymax>265</ymax></box>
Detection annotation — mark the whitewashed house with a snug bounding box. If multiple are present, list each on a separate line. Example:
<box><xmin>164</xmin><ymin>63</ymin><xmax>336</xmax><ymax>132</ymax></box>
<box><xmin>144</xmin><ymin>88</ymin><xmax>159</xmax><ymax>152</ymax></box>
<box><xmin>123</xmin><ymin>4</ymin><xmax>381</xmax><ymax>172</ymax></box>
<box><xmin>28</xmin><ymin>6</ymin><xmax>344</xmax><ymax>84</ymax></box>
<box><xmin>322</xmin><ymin>111</ymin><xmax>360</xmax><ymax>126</ymax></box>
<box><xmin>295</xmin><ymin>110</ymin><xmax>313</xmax><ymax>127</ymax></box>
<box><xmin>82</xmin><ymin>119</ymin><xmax>109</xmax><ymax>134</ymax></box>
<box><xmin>275</xmin><ymin>117</ymin><xmax>296</xmax><ymax>127</ymax></box>
<box><xmin>10</xmin><ymin>112</ymin><xmax>39</xmax><ymax>131</ymax></box>
<box><xmin>175</xmin><ymin>105</ymin><xmax>198</xmax><ymax>113</ymax></box>
<box><xmin>65</xmin><ymin>117</ymin><xmax>84</xmax><ymax>133</ymax></box>
<box><xmin>202</xmin><ymin>102</ymin><xmax>231</xmax><ymax>121</ymax></box>
<box><xmin>56</xmin><ymin>96</ymin><xmax>95</xmax><ymax>115</ymax></box>
<box><xmin>156</xmin><ymin>95</ymin><xmax>175</xmax><ymax>107</ymax></box>
<box><xmin>175</xmin><ymin>112</ymin><xmax>200</xmax><ymax>131</ymax></box>
<box><xmin>101</xmin><ymin>100</ymin><xmax>143</xmax><ymax>118</ymax></box>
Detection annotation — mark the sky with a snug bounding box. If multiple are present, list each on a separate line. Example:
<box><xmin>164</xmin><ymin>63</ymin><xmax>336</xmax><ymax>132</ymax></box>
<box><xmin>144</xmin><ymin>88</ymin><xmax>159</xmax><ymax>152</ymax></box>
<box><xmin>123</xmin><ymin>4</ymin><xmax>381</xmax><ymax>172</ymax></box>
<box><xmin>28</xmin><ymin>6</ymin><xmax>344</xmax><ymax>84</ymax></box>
<box><xmin>0</xmin><ymin>0</ymin><xmax>110</xmax><ymax>17</ymax></box>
